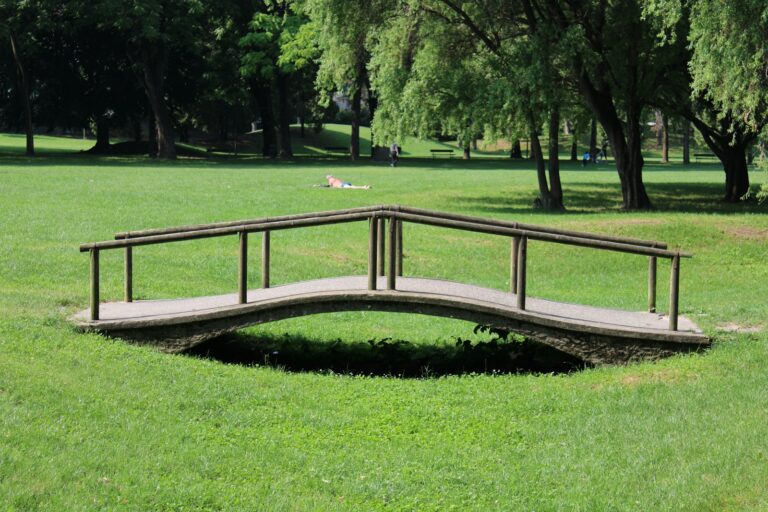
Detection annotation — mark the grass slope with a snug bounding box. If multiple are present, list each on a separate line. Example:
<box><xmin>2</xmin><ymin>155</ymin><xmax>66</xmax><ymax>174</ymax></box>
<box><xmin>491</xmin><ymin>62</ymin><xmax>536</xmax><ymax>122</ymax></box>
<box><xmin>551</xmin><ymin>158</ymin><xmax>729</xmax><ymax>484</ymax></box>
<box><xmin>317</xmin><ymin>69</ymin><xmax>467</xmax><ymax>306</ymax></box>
<box><xmin>0</xmin><ymin>133</ymin><xmax>93</xmax><ymax>154</ymax></box>
<box><xmin>0</xmin><ymin>139</ymin><xmax>767</xmax><ymax>510</ymax></box>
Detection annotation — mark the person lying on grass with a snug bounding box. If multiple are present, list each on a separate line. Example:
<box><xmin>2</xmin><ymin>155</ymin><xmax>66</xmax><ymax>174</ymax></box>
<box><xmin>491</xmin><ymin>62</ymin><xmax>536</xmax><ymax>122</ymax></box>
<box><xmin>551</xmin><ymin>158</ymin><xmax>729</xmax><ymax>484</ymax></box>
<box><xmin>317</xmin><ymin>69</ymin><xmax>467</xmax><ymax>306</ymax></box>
<box><xmin>324</xmin><ymin>174</ymin><xmax>371</xmax><ymax>189</ymax></box>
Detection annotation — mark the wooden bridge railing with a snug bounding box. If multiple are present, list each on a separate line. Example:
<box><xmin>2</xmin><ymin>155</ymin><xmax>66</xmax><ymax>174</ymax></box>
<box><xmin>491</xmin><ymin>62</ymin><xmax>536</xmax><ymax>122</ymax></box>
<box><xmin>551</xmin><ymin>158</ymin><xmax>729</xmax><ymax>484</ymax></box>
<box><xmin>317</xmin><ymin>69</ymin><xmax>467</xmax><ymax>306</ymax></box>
<box><xmin>80</xmin><ymin>205</ymin><xmax>690</xmax><ymax>331</ymax></box>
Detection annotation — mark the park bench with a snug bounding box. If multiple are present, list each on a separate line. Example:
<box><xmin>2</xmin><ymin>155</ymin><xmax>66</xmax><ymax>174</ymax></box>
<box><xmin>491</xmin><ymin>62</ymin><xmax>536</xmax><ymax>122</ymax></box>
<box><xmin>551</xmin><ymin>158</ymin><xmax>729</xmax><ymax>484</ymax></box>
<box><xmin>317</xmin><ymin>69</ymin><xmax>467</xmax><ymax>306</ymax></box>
<box><xmin>431</xmin><ymin>149</ymin><xmax>454</xmax><ymax>158</ymax></box>
<box><xmin>694</xmin><ymin>152</ymin><xmax>715</xmax><ymax>162</ymax></box>
<box><xmin>324</xmin><ymin>146</ymin><xmax>348</xmax><ymax>155</ymax></box>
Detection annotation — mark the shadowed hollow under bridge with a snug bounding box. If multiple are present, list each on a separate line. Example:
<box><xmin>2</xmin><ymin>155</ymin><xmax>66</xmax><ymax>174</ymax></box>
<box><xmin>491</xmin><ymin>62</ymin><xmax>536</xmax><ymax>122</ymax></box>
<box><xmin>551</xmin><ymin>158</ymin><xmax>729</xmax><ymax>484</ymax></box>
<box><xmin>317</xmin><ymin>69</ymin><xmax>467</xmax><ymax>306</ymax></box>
<box><xmin>73</xmin><ymin>205</ymin><xmax>709</xmax><ymax>365</ymax></box>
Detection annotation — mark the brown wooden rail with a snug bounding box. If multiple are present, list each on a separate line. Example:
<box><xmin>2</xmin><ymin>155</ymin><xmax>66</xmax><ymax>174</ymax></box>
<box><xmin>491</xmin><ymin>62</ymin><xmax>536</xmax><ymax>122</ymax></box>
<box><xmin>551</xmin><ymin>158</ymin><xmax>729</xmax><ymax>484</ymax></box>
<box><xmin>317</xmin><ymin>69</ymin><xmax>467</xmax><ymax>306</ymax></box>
<box><xmin>80</xmin><ymin>205</ymin><xmax>689</xmax><ymax>330</ymax></box>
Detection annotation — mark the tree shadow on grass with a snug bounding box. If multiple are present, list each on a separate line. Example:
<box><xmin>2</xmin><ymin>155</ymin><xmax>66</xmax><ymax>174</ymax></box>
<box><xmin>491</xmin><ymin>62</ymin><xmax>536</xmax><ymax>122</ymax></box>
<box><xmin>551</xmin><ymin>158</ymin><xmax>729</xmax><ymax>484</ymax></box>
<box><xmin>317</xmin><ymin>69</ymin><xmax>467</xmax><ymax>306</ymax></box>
<box><xmin>185</xmin><ymin>330</ymin><xmax>588</xmax><ymax>378</ymax></box>
<box><xmin>456</xmin><ymin>181</ymin><xmax>767</xmax><ymax>215</ymax></box>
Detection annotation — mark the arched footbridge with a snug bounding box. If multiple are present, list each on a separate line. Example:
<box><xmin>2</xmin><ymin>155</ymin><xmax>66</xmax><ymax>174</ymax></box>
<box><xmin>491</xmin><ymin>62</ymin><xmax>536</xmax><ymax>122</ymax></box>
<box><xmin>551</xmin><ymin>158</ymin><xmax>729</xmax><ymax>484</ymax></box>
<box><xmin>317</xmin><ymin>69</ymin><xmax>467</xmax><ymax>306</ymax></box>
<box><xmin>73</xmin><ymin>205</ymin><xmax>709</xmax><ymax>365</ymax></box>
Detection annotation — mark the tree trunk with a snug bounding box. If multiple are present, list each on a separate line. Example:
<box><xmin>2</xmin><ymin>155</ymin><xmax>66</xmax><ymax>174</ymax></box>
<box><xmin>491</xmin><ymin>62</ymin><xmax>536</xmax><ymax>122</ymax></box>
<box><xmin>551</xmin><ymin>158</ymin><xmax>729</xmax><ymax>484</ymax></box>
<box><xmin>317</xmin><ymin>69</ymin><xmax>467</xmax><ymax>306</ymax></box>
<box><xmin>148</xmin><ymin>110</ymin><xmax>157</xmax><ymax>158</ymax></box>
<box><xmin>654</xmin><ymin>110</ymin><xmax>663</xmax><ymax>149</ymax></box>
<box><xmin>299</xmin><ymin>87</ymin><xmax>306</xmax><ymax>139</ymax></box>
<box><xmin>9</xmin><ymin>32</ymin><xmax>34</xmax><ymax>156</ymax></box>
<box><xmin>257</xmin><ymin>84</ymin><xmax>276</xmax><ymax>157</ymax></box>
<box><xmin>682</xmin><ymin>118</ymin><xmax>690</xmax><ymax>164</ymax></box>
<box><xmin>178</xmin><ymin>124</ymin><xmax>189</xmax><ymax>143</ymax></box>
<box><xmin>526</xmin><ymin>109</ymin><xmax>561</xmax><ymax>210</ymax></box>
<box><xmin>570</xmin><ymin>135</ymin><xmax>578</xmax><ymax>162</ymax></box>
<box><xmin>350</xmin><ymin>79</ymin><xmax>362</xmax><ymax>160</ymax></box>
<box><xmin>589</xmin><ymin>118</ymin><xmax>597</xmax><ymax>159</ymax></box>
<box><xmin>577</xmin><ymin>72</ymin><xmax>652</xmax><ymax>209</ymax></box>
<box><xmin>141</xmin><ymin>44</ymin><xmax>176</xmax><ymax>160</ymax></box>
<box><xmin>368</xmin><ymin>88</ymin><xmax>379</xmax><ymax>157</ymax></box>
<box><xmin>722</xmin><ymin>149</ymin><xmax>750</xmax><ymax>201</ymax></box>
<box><xmin>463</xmin><ymin>145</ymin><xmax>470</xmax><ymax>160</ymax></box>
<box><xmin>690</xmin><ymin>114</ymin><xmax>754</xmax><ymax>201</ymax></box>
<box><xmin>618</xmin><ymin>105</ymin><xmax>651</xmax><ymax>208</ymax></box>
<box><xmin>94</xmin><ymin>116</ymin><xmax>110</xmax><ymax>151</ymax></box>
<box><xmin>218</xmin><ymin>112</ymin><xmax>228</xmax><ymax>141</ymax></box>
<box><xmin>277</xmin><ymin>72</ymin><xmax>293</xmax><ymax>157</ymax></box>
<box><xmin>547</xmin><ymin>107</ymin><xmax>564</xmax><ymax>209</ymax></box>
<box><xmin>661</xmin><ymin>114</ymin><xmax>669</xmax><ymax>163</ymax></box>
<box><xmin>510</xmin><ymin>139</ymin><xmax>522</xmax><ymax>158</ymax></box>
<box><xmin>133</xmin><ymin>120</ymin><xmax>142</xmax><ymax>142</ymax></box>
<box><xmin>531</xmin><ymin>128</ymin><xmax>549</xmax><ymax>207</ymax></box>
<box><xmin>709</xmin><ymin>141</ymin><xmax>750</xmax><ymax>201</ymax></box>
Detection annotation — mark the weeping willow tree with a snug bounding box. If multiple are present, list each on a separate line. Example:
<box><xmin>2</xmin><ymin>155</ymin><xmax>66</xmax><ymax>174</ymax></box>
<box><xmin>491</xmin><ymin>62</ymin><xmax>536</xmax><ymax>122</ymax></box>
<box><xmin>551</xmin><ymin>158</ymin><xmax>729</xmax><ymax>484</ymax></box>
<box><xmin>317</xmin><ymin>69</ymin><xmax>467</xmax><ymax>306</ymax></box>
<box><xmin>305</xmin><ymin>0</ymin><xmax>388</xmax><ymax>159</ymax></box>
<box><xmin>687</xmin><ymin>0</ymin><xmax>768</xmax><ymax>201</ymax></box>
<box><xmin>367</xmin><ymin>2</ymin><xmax>569</xmax><ymax>209</ymax></box>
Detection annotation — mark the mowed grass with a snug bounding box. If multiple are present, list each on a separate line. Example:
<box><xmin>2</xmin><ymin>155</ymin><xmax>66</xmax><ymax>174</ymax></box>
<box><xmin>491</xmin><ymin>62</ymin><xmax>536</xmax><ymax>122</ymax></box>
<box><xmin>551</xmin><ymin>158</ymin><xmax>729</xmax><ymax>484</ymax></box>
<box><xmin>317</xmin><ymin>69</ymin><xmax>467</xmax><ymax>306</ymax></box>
<box><xmin>194</xmin><ymin>123</ymin><xmax>504</xmax><ymax>158</ymax></box>
<box><xmin>1</xmin><ymin>137</ymin><xmax>767</xmax><ymax>510</ymax></box>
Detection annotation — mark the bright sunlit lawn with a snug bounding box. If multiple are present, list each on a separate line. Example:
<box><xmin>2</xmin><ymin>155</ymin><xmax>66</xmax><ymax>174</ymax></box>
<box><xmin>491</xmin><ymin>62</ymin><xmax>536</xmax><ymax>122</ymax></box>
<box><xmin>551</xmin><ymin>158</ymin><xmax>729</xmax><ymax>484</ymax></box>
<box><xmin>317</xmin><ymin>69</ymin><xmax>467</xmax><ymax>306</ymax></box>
<box><xmin>1</xmin><ymin>135</ymin><xmax>767</xmax><ymax>510</ymax></box>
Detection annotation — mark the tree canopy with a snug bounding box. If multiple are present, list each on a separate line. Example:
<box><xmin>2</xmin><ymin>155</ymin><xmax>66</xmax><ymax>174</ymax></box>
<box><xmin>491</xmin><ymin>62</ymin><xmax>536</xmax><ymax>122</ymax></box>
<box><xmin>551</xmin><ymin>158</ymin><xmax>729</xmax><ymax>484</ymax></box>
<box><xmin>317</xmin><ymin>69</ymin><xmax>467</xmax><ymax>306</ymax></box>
<box><xmin>0</xmin><ymin>0</ymin><xmax>764</xmax><ymax>207</ymax></box>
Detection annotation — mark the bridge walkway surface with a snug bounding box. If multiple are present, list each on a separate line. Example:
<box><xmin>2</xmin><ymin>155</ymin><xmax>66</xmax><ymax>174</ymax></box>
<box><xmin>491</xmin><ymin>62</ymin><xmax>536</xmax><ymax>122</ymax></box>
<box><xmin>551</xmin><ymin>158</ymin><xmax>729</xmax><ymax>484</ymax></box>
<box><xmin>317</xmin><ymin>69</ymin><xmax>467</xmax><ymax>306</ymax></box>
<box><xmin>73</xmin><ymin>276</ymin><xmax>707</xmax><ymax>365</ymax></box>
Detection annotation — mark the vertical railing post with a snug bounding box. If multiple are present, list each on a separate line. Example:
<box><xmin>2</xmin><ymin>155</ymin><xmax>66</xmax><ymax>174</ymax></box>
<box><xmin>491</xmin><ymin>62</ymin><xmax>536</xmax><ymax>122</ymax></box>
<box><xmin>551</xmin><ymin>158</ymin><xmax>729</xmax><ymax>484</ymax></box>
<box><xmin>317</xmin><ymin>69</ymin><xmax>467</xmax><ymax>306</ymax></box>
<box><xmin>90</xmin><ymin>248</ymin><xmax>100</xmax><ymax>321</ymax></box>
<box><xmin>510</xmin><ymin>236</ymin><xmax>520</xmax><ymax>294</ymax></box>
<box><xmin>262</xmin><ymin>230</ymin><xmax>270</xmax><ymax>289</ymax></box>
<box><xmin>377</xmin><ymin>216</ymin><xmax>386</xmax><ymax>277</ymax></box>
<box><xmin>648</xmin><ymin>256</ymin><xmax>657</xmax><ymax>313</ymax></box>
<box><xmin>238</xmin><ymin>231</ymin><xmax>248</xmax><ymax>304</ymax></box>
<box><xmin>516</xmin><ymin>236</ymin><xmax>527</xmax><ymax>310</ymax></box>
<box><xmin>368</xmin><ymin>216</ymin><xmax>378</xmax><ymax>290</ymax></box>
<box><xmin>669</xmin><ymin>253</ymin><xmax>680</xmax><ymax>331</ymax></box>
<box><xmin>124</xmin><ymin>246</ymin><xmax>133</xmax><ymax>303</ymax></box>
<box><xmin>396</xmin><ymin>219</ymin><xmax>403</xmax><ymax>277</ymax></box>
<box><xmin>387</xmin><ymin>215</ymin><xmax>397</xmax><ymax>290</ymax></box>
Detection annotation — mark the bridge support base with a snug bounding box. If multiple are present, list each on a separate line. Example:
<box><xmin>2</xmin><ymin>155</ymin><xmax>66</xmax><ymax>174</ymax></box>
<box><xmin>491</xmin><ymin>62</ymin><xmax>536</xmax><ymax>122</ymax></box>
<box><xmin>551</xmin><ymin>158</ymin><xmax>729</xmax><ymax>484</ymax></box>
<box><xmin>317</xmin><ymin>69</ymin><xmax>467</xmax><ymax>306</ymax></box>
<box><xmin>78</xmin><ymin>300</ymin><xmax>708</xmax><ymax>366</ymax></box>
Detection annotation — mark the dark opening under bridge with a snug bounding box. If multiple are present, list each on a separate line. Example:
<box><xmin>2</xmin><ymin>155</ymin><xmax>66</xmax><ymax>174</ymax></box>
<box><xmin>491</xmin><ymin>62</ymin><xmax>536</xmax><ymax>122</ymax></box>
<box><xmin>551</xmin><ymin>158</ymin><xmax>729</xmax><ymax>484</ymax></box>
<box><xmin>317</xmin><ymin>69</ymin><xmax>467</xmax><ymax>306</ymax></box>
<box><xmin>73</xmin><ymin>205</ymin><xmax>709</xmax><ymax>365</ymax></box>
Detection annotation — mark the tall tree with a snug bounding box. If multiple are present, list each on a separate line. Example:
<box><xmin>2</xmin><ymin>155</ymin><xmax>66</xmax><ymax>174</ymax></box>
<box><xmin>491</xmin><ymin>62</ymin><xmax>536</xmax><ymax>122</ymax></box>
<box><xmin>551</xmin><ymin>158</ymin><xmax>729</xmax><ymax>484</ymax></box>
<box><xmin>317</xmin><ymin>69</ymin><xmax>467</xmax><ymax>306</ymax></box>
<box><xmin>91</xmin><ymin>0</ymin><xmax>207</xmax><ymax>159</ymax></box>
<box><xmin>306</xmin><ymin>0</ymin><xmax>385</xmax><ymax>160</ymax></box>
<box><xmin>241</xmin><ymin>0</ymin><xmax>315</xmax><ymax>157</ymax></box>
<box><xmin>0</xmin><ymin>0</ymin><xmax>46</xmax><ymax>155</ymax></box>
<box><xmin>649</xmin><ymin>0</ymin><xmax>765</xmax><ymax>200</ymax></box>
<box><xmin>538</xmin><ymin>0</ymin><xmax>688</xmax><ymax>209</ymax></box>
<box><xmin>688</xmin><ymin>0</ymin><xmax>767</xmax><ymax>134</ymax></box>
<box><xmin>369</xmin><ymin>1</ymin><xmax>567</xmax><ymax>209</ymax></box>
<box><xmin>370</xmin><ymin>18</ymin><xmax>486</xmax><ymax>161</ymax></box>
<box><xmin>687</xmin><ymin>0</ymin><xmax>768</xmax><ymax>200</ymax></box>
<box><xmin>392</xmin><ymin>0</ymin><xmax>682</xmax><ymax>209</ymax></box>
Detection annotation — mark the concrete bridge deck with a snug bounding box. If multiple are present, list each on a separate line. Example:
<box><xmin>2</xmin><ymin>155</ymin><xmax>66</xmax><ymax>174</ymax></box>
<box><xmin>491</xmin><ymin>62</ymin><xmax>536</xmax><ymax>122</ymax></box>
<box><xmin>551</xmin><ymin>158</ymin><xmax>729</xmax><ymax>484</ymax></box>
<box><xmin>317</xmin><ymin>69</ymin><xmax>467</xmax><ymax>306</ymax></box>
<box><xmin>73</xmin><ymin>276</ymin><xmax>709</xmax><ymax>364</ymax></box>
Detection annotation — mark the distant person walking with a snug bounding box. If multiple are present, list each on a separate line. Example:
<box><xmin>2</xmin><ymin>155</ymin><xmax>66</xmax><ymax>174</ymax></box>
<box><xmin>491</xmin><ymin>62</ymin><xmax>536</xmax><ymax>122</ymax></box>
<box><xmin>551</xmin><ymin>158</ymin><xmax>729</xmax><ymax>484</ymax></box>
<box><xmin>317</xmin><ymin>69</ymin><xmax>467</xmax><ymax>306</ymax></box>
<box><xmin>582</xmin><ymin>151</ymin><xmax>591</xmax><ymax>167</ymax></box>
<box><xmin>595</xmin><ymin>148</ymin><xmax>605</xmax><ymax>164</ymax></box>
<box><xmin>390</xmin><ymin>142</ymin><xmax>400</xmax><ymax>167</ymax></box>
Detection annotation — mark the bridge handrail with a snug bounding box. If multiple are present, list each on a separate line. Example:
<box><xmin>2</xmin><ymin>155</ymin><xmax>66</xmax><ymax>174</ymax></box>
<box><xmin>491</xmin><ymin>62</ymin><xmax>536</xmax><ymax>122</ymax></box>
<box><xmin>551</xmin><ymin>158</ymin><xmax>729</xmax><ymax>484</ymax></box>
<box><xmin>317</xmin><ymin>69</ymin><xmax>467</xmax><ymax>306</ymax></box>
<box><xmin>395</xmin><ymin>206</ymin><xmax>667</xmax><ymax>249</ymax></box>
<box><xmin>394</xmin><ymin>212</ymin><xmax>687</xmax><ymax>259</ymax></box>
<box><xmin>83</xmin><ymin>209</ymin><xmax>685</xmax><ymax>259</ymax></box>
<box><xmin>80</xmin><ymin>205</ymin><xmax>689</xmax><ymax>331</ymax></box>
<box><xmin>113</xmin><ymin>205</ymin><xmax>383</xmax><ymax>240</ymax></box>
<box><xmin>80</xmin><ymin>211</ymin><xmax>374</xmax><ymax>252</ymax></box>
<box><xmin>112</xmin><ymin>204</ymin><xmax>668</xmax><ymax>250</ymax></box>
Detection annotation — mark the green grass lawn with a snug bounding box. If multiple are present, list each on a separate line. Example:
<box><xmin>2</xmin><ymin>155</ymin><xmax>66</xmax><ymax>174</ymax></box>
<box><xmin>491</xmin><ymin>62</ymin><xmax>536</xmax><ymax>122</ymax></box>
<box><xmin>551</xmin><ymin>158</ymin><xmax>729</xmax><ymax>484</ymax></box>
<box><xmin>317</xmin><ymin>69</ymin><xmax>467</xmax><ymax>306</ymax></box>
<box><xmin>1</xmin><ymin>135</ymin><xmax>767</xmax><ymax>510</ymax></box>
<box><xmin>197</xmin><ymin>123</ymin><xmax>499</xmax><ymax>158</ymax></box>
<box><xmin>0</xmin><ymin>133</ymin><xmax>93</xmax><ymax>154</ymax></box>
<box><xmin>208</xmin><ymin>123</ymin><xmax>720</xmax><ymax>163</ymax></box>
<box><xmin>0</xmin><ymin>125</ymin><xmax>717</xmax><ymax>163</ymax></box>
